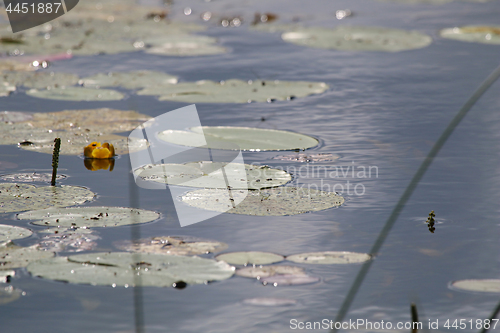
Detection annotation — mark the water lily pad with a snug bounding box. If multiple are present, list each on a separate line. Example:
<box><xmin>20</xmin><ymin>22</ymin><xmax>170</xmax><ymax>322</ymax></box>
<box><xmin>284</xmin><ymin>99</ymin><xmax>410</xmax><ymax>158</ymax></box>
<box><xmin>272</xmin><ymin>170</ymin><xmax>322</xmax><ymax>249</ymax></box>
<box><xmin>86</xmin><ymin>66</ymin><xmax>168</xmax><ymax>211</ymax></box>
<box><xmin>144</xmin><ymin>35</ymin><xmax>226</xmax><ymax>56</ymax></box>
<box><xmin>0</xmin><ymin>111</ymin><xmax>33</xmax><ymax>123</ymax></box>
<box><xmin>80</xmin><ymin>71</ymin><xmax>178</xmax><ymax>89</ymax></box>
<box><xmin>182</xmin><ymin>187</ymin><xmax>344</xmax><ymax>216</ymax></box>
<box><xmin>236</xmin><ymin>265</ymin><xmax>306</xmax><ymax>278</ymax></box>
<box><xmin>17</xmin><ymin>206</ymin><xmax>160</xmax><ymax>228</ymax></box>
<box><xmin>242</xmin><ymin>297</ymin><xmax>297</xmax><ymax>306</ymax></box>
<box><xmin>1</xmin><ymin>71</ymin><xmax>79</xmax><ymax>89</ymax></box>
<box><xmin>440</xmin><ymin>26</ymin><xmax>500</xmax><ymax>45</ymax></box>
<box><xmin>157</xmin><ymin>126</ymin><xmax>319</xmax><ymax>151</ymax></box>
<box><xmin>27</xmin><ymin>252</ymin><xmax>235</xmax><ymax>287</ymax></box>
<box><xmin>134</xmin><ymin>162</ymin><xmax>291</xmax><ymax>189</ymax></box>
<box><xmin>281</xmin><ymin>27</ymin><xmax>432</xmax><ymax>52</ymax></box>
<box><xmin>0</xmin><ymin>285</ymin><xmax>22</xmax><ymax>305</ymax></box>
<box><xmin>115</xmin><ymin>235</ymin><xmax>228</xmax><ymax>256</ymax></box>
<box><xmin>286</xmin><ymin>251</ymin><xmax>371</xmax><ymax>264</ymax></box>
<box><xmin>0</xmin><ymin>173</ymin><xmax>66</xmax><ymax>183</ymax></box>
<box><xmin>450</xmin><ymin>279</ymin><xmax>500</xmax><ymax>293</ymax></box>
<box><xmin>0</xmin><ymin>241</ymin><xmax>54</xmax><ymax>269</ymax></box>
<box><xmin>0</xmin><ymin>225</ymin><xmax>32</xmax><ymax>242</ymax></box>
<box><xmin>216</xmin><ymin>251</ymin><xmax>284</xmax><ymax>265</ymax></box>
<box><xmin>0</xmin><ymin>183</ymin><xmax>94</xmax><ymax>213</ymax></box>
<box><xmin>273</xmin><ymin>153</ymin><xmax>340</xmax><ymax>163</ymax></box>
<box><xmin>138</xmin><ymin>79</ymin><xmax>328</xmax><ymax>103</ymax></box>
<box><xmin>37</xmin><ymin>231</ymin><xmax>99</xmax><ymax>253</ymax></box>
<box><xmin>26</xmin><ymin>87</ymin><xmax>125</xmax><ymax>101</ymax></box>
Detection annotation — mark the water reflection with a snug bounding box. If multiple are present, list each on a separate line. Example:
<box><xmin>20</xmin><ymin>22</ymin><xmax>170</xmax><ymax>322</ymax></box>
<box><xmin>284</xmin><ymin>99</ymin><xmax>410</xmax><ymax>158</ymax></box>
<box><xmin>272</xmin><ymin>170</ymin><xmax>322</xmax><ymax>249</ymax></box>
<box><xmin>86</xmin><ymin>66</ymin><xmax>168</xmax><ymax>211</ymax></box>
<box><xmin>84</xmin><ymin>158</ymin><xmax>115</xmax><ymax>172</ymax></box>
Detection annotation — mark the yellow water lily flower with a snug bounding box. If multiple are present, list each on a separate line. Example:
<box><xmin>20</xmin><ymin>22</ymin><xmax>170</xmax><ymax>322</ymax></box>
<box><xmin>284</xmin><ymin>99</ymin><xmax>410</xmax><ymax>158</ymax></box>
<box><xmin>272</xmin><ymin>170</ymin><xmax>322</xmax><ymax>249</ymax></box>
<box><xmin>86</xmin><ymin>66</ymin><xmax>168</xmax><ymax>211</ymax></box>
<box><xmin>84</xmin><ymin>142</ymin><xmax>115</xmax><ymax>159</ymax></box>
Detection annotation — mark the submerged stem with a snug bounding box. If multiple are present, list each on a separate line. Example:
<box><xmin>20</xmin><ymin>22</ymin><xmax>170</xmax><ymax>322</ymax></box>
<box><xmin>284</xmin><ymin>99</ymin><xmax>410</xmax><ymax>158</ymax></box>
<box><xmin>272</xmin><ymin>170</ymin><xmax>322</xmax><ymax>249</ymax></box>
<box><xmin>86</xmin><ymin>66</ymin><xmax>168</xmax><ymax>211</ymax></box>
<box><xmin>51</xmin><ymin>138</ymin><xmax>61</xmax><ymax>186</ymax></box>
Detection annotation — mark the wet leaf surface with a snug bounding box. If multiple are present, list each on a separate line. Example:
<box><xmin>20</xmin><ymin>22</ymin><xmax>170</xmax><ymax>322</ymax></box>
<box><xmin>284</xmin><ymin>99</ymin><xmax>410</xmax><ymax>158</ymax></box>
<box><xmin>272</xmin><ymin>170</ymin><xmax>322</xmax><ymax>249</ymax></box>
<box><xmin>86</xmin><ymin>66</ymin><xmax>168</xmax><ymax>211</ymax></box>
<box><xmin>17</xmin><ymin>206</ymin><xmax>160</xmax><ymax>228</ymax></box>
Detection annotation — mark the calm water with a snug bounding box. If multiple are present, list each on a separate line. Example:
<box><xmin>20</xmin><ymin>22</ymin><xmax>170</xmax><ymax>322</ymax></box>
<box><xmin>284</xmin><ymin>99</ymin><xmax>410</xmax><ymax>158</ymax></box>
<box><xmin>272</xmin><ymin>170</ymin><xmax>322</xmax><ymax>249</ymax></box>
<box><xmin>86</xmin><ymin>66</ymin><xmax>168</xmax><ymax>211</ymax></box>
<box><xmin>1</xmin><ymin>0</ymin><xmax>500</xmax><ymax>332</ymax></box>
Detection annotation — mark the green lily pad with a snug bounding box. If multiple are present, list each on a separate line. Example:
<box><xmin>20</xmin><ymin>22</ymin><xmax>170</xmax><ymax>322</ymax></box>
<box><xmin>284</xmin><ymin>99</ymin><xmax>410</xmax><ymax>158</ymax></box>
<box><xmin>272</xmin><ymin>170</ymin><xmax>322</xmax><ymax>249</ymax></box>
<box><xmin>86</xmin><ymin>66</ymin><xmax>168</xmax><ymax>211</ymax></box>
<box><xmin>138</xmin><ymin>79</ymin><xmax>328</xmax><ymax>103</ymax></box>
<box><xmin>115</xmin><ymin>235</ymin><xmax>228</xmax><ymax>256</ymax></box>
<box><xmin>0</xmin><ymin>173</ymin><xmax>66</xmax><ymax>183</ymax></box>
<box><xmin>17</xmin><ymin>206</ymin><xmax>160</xmax><ymax>228</ymax></box>
<box><xmin>20</xmin><ymin>133</ymin><xmax>148</xmax><ymax>156</ymax></box>
<box><xmin>27</xmin><ymin>252</ymin><xmax>235</xmax><ymax>287</ymax></box>
<box><xmin>440</xmin><ymin>26</ymin><xmax>500</xmax><ymax>45</ymax></box>
<box><xmin>281</xmin><ymin>27</ymin><xmax>432</xmax><ymax>52</ymax></box>
<box><xmin>0</xmin><ymin>82</ymin><xmax>15</xmax><ymax>97</ymax></box>
<box><xmin>0</xmin><ymin>183</ymin><xmax>94</xmax><ymax>213</ymax></box>
<box><xmin>37</xmin><ymin>228</ymin><xmax>100</xmax><ymax>252</ymax></box>
<box><xmin>134</xmin><ymin>162</ymin><xmax>291</xmax><ymax>189</ymax></box>
<box><xmin>0</xmin><ymin>241</ymin><xmax>54</xmax><ymax>269</ymax></box>
<box><xmin>80</xmin><ymin>70</ymin><xmax>178</xmax><ymax>89</ymax></box>
<box><xmin>182</xmin><ymin>187</ymin><xmax>344</xmax><ymax>216</ymax></box>
<box><xmin>143</xmin><ymin>35</ymin><xmax>226</xmax><ymax>56</ymax></box>
<box><xmin>286</xmin><ymin>251</ymin><xmax>371</xmax><ymax>264</ymax></box>
<box><xmin>451</xmin><ymin>279</ymin><xmax>500</xmax><ymax>293</ymax></box>
<box><xmin>0</xmin><ymin>285</ymin><xmax>22</xmax><ymax>305</ymax></box>
<box><xmin>0</xmin><ymin>225</ymin><xmax>32</xmax><ymax>242</ymax></box>
<box><xmin>273</xmin><ymin>153</ymin><xmax>340</xmax><ymax>163</ymax></box>
<box><xmin>26</xmin><ymin>87</ymin><xmax>125</xmax><ymax>101</ymax></box>
<box><xmin>236</xmin><ymin>265</ymin><xmax>306</xmax><ymax>278</ymax></box>
<box><xmin>216</xmin><ymin>251</ymin><xmax>284</xmax><ymax>265</ymax></box>
<box><xmin>1</xmin><ymin>71</ymin><xmax>79</xmax><ymax>89</ymax></box>
<box><xmin>157</xmin><ymin>126</ymin><xmax>319</xmax><ymax>151</ymax></box>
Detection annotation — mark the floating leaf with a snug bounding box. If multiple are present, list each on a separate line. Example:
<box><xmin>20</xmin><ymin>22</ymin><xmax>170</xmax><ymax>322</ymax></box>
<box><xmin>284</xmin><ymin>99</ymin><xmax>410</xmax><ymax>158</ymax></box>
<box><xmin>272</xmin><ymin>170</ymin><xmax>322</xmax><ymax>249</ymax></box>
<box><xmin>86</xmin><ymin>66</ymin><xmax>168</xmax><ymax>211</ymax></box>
<box><xmin>216</xmin><ymin>251</ymin><xmax>284</xmax><ymax>265</ymax></box>
<box><xmin>0</xmin><ymin>173</ymin><xmax>66</xmax><ymax>183</ymax></box>
<box><xmin>17</xmin><ymin>206</ymin><xmax>160</xmax><ymax>228</ymax></box>
<box><xmin>281</xmin><ymin>27</ymin><xmax>432</xmax><ymax>52</ymax></box>
<box><xmin>0</xmin><ymin>111</ymin><xmax>33</xmax><ymax>123</ymax></box>
<box><xmin>273</xmin><ymin>153</ymin><xmax>340</xmax><ymax>163</ymax></box>
<box><xmin>144</xmin><ymin>35</ymin><xmax>226</xmax><ymax>56</ymax></box>
<box><xmin>1</xmin><ymin>71</ymin><xmax>79</xmax><ymax>89</ymax></box>
<box><xmin>115</xmin><ymin>235</ymin><xmax>228</xmax><ymax>256</ymax></box>
<box><xmin>27</xmin><ymin>252</ymin><xmax>235</xmax><ymax>287</ymax></box>
<box><xmin>138</xmin><ymin>79</ymin><xmax>328</xmax><ymax>103</ymax></box>
<box><xmin>0</xmin><ymin>285</ymin><xmax>22</xmax><ymax>305</ymax></box>
<box><xmin>80</xmin><ymin>70</ymin><xmax>178</xmax><ymax>89</ymax></box>
<box><xmin>440</xmin><ymin>26</ymin><xmax>500</xmax><ymax>45</ymax></box>
<box><xmin>236</xmin><ymin>265</ymin><xmax>306</xmax><ymax>278</ymax></box>
<box><xmin>157</xmin><ymin>126</ymin><xmax>319</xmax><ymax>151</ymax></box>
<box><xmin>134</xmin><ymin>162</ymin><xmax>291</xmax><ymax>189</ymax></box>
<box><xmin>450</xmin><ymin>279</ymin><xmax>500</xmax><ymax>293</ymax></box>
<box><xmin>286</xmin><ymin>251</ymin><xmax>371</xmax><ymax>264</ymax></box>
<box><xmin>0</xmin><ymin>225</ymin><xmax>32</xmax><ymax>242</ymax></box>
<box><xmin>0</xmin><ymin>241</ymin><xmax>54</xmax><ymax>269</ymax></box>
<box><xmin>242</xmin><ymin>297</ymin><xmax>297</xmax><ymax>306</ymax></box>
<box><xmin>0</xmin><ymin>183</ymin><xmax>94</xmax><ymax>213</ymax></box>
<box><xmin>37</xmin><ymin>228</ymin><xmax>100</xmax><ymax>252</ymax></box>
<box><xmin>182</xmin><ymin>187</ymin><xmax>344</xmax><ymax>216</ymax></box>
<box><xmin>26</xmin><ymin>87</ymin><xmax>125</xmax><ymax>101</ymax></box>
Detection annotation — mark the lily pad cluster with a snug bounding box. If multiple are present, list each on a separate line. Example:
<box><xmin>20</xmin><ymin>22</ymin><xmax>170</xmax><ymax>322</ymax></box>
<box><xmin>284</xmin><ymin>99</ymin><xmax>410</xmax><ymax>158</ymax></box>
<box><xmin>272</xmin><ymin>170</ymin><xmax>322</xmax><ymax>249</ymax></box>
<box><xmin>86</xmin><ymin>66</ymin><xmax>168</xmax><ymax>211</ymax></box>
<box><xmin>0</xmin><ymin>183</ymin><xmax>94</xmax><ymax>213</ymax></box>
<box><xmin>0</xmin><ymin>109</ymin><xmax>150</xmax><ymax>155</ymax></box>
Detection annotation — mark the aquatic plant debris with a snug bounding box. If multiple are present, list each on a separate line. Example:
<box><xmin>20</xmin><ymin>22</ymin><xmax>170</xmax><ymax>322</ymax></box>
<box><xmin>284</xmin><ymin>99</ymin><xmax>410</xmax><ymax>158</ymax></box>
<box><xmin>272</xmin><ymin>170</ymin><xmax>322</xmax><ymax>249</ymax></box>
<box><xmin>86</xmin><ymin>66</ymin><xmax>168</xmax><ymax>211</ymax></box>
<box><xmin>216</xmin><ymin>251</ymin><xmax>284</xmax><ymax>265</ymax></box>
<box><xmin>115</xmin><ymin>235</ymin><xmax>228</xmax><ymax>256</ymax></box>
<box><xmin>182</xmin><ymin>187</ymin><xmax>344</xmax><ymax>216</ymax></box>
<box><xmin>27</xmin><ymin>252</ymin><xmax>235</xmax><ymax>287</ymax></box>
<box><xmin>280</xmin><ymin>27</ymin><xmax>432</xmax><ymax>52</ymax></box>
<box><xmin>0</xmin><ymin>224</ymin><xmax>32</xmax><ymax>242</ymax></box>
<box><xmin>157</xmin><ymin>126</ymin><xmax>318</xmax><ymax>151</ymax></box>
<box><xmin>450</xmin><ymin>279</ymin><xmax>500</xmax><ymax>293</ymax></box>
<box><xmin>17</xmin><ymin>206</ymin><xmax>160</xmax><ymax>228</ymax></box>
<box><xmin>138</xmin><ymin>79</ymin><xmax>328</xmax><ymax>103</ymax></box>
<box><xmin>134</xmin><ymin>162</ymin><xmax>291</xmax><ymax>189</ymax></box>
<box><xmin>0</xmin><ymin>183</ymin><xmax>94</xmax><ymax>213</ymax></box>
<box><xmin>26</xmin><ymin>87</ymin><xmax>125</xmax><ymax>101</ymax></box>
<box><xmin>37</xmin><ymin>228</ymin><xmax>100</xmax><ymax>252</ymax></box>
<box><xmin>440</xmin><ymin>26</ymin><xmax>500</xmax><ymax>45</ymax></box>
<box><xmin>286</xmin><ymin>251</ymin><xmax>371</xmax><ymax>264</ymax></box>
<box><xmin>0</xmin><ymin>240</ymin><xmax>54</xmax><ymax>269</ymax></box>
